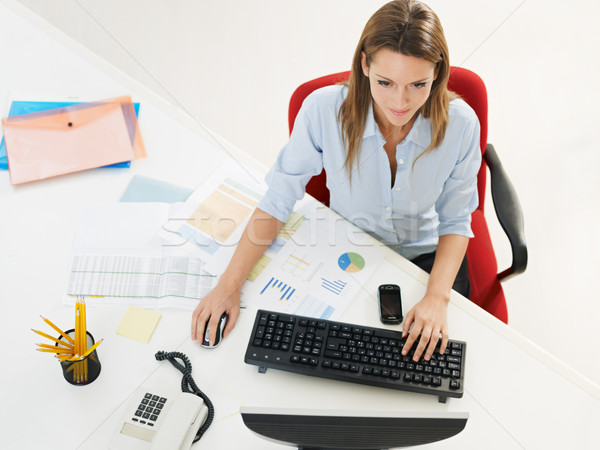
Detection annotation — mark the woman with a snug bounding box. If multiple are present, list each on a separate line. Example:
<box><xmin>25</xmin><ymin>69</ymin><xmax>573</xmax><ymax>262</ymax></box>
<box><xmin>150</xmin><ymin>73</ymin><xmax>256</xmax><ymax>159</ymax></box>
<box><xmin>192</xmin><ymin>0</ymin><xmax>481</xmax><ymax>363</ymax></box>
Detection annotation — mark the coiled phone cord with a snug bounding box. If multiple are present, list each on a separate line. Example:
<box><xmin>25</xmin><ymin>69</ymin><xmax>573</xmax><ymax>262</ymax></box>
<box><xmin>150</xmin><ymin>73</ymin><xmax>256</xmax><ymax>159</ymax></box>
<box><xmin>155</xmin><ymin>351</ymin><xmax>215</xmax><ymax>443</ymax></box>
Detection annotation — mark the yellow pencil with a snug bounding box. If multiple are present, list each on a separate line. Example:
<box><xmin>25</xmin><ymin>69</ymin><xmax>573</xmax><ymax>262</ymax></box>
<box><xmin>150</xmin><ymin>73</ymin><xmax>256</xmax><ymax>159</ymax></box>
<box><xmin>81</xmin><ymin>298</ymin><xmax>87</xmax><ymax>352</ymax></box>
<box><xmin>36</xmin><ymin>347</ymin><xmax>73</xmax><ymax>354</ymax></box>
<box><xmin>75</xmin><ymin>298</ymin><xmax>83</xmax><ymax>382</ymax></box>
<box><xmin>36</xmin><ymin>342</ymin><xmax>72</xmax><ymax>351</ymax></box>
<box><xmin>32</xmin><ymin>329</ymin><xmax>74</xmax><ymax>348</ymax></box>
<box><xmin>69</xmin><ymin>339</ymin><xmax>103</xmax><ymax>361</ymax></box>
<box><xmin>39</xmin><ymin>315</ymin><xmax>75</xmax><ymax>345</ymax></box>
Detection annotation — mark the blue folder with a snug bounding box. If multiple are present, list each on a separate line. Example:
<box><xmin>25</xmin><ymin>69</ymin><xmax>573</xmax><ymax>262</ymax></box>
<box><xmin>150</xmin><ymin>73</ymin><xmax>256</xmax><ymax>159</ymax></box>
<box><xmin>0</xmin><ymin>100</ymin><xmax>140</xmax><ymax>170</ymax></box>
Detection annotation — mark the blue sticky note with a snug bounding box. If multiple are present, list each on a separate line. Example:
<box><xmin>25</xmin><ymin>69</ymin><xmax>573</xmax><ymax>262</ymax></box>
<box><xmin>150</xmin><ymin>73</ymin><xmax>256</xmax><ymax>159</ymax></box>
<box><xmin>0</xmin><ymin>100</ymin><xmax>140</xmax><ymax>170</ymax></box>
<box><xmin>120</xmin><ymin>175</ymin><xmax>193</xmax><ymax>203</ymax></box>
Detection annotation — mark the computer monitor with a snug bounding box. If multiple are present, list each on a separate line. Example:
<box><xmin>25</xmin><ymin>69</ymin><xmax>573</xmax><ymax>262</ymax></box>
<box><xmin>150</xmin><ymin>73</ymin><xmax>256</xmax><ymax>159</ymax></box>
<box><xmin>240</xmin><ymin>407</ymin><xmax>468</xmax><ymax>449</ymax></box>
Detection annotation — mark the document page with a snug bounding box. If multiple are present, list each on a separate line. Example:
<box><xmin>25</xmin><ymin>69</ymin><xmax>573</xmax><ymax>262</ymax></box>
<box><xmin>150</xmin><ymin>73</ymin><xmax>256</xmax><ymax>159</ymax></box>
<box><xmin>240</xmin><ymin>199</ymin><xmax>386</xmax><ymax>320</ymax></box>
<box><xmin>65</xmin><ymin>202</ymin><xmax>215</xmax><ymax>309</ymax></box>
<box><xmin>67</xmin><ymin>254</ymin><xmax>214</xmax><ymax>309</ymax></box>
<box><xmin>158</xmin><ymin>160</ymin><xmax>267</xmax><ymax>275</ymax></box>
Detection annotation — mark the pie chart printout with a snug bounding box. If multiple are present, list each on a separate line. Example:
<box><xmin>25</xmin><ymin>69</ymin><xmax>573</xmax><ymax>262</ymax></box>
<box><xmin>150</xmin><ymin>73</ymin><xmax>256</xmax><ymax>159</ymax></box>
<box><xmin>337</xmin><ymin>252</ymin><xmax>365</xmax><ymax>273</ymax></box>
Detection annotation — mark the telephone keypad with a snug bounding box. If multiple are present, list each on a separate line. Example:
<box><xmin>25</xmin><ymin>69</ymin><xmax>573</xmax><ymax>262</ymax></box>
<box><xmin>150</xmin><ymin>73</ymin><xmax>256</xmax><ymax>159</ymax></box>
<box><xmin>133</xmin><ymin>392</ymin><xmax>167</xmax><ymax>424</ymax></box>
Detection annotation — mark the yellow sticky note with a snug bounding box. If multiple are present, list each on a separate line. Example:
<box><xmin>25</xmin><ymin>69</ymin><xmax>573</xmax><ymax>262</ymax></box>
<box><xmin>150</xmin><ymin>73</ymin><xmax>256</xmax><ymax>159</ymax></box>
<box><xmin>116</xmin><ymin>306</ymin><xmax>162</xmax><ymax>343</ymax></box>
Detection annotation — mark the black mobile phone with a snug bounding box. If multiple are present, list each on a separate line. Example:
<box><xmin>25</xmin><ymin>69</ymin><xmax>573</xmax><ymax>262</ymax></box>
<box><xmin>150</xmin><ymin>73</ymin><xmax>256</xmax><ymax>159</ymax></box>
<box><xmin>378</xmin><ymin>284</ymin><xmax>403</xmax><ymax>324</ymax></box>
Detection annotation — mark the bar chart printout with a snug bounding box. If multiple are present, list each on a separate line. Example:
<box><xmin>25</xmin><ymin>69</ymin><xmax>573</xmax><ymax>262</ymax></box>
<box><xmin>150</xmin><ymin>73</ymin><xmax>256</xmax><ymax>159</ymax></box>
<box><xmin>260</xmin><ymin>277</ymin><xmax>296</xmax><ymax>301</ymax></box>
<box><xmin>320</xmin><ymin>278</ymin><xmax>347</xmax><ymax>296</ymax></box>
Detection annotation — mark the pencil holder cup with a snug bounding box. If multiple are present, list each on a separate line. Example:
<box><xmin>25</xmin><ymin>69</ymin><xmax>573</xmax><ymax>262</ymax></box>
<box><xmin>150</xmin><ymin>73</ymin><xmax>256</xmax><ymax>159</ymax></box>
<box><xmin>57</xmin><ymin>329</ymin><xmax>101</xmax><ymax>385</ymax></box>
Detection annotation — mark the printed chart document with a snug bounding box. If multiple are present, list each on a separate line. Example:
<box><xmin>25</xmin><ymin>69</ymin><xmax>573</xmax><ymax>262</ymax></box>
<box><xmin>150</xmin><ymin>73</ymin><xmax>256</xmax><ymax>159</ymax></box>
<box><xmin>65</xmin><ymin>202</ymin><xmax>215</xmax><ymax>309</ymax></box>
<box><xmin>241</xmin><ymin>199</ymin><xmax>386</xmax><ymax>320</ymax></box>
<box><xmin>159</xmin><ymin>161</ymin><xmax>267</xmax><ymax>275</ymax></box>
<box><xmin>153</xmin><ymin>158</ymin><xmax>386</xmax><ymax>318</ymax></box>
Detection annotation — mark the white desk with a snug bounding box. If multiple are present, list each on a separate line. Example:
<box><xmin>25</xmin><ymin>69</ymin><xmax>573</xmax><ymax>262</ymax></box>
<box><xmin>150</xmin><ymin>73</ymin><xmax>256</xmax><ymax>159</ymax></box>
<box><xmin>0</xmin><ymin>1</ymin><xmax>598</xmax><ymax>449</ymax></box>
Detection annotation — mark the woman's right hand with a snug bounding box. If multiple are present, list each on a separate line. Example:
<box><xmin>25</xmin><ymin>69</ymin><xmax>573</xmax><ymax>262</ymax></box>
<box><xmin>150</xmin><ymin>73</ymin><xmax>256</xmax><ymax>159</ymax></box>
<box><xmin>190</xmin><ymin>208</ymin><xmax>283</xmax><ymax>347</ymax></box>
<box><xmin>191</xmin><ymin>279</ymin><xmax>241</xmax><ymax>347</ymax></box>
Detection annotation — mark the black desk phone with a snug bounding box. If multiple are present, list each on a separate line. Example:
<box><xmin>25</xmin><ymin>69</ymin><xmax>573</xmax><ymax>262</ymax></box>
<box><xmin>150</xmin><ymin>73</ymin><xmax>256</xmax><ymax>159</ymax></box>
<box><xmin>109</xmin><ymin>352</ymin><xmax>214</xmax><ymax>450</ymax></box>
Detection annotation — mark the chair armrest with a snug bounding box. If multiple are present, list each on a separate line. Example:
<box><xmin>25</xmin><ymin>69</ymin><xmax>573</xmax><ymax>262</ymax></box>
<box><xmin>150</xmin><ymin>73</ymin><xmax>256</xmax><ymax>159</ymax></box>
<box><xmin>484</xmin><ymin>143</ymin><xmax>528</xmax><ymax>281</ymax></box>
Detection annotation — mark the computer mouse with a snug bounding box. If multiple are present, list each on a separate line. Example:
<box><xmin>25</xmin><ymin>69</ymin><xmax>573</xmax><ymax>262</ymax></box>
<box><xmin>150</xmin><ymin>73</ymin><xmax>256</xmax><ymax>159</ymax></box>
<box><xmin>201</xmin><ymin>313</ymin><xmax>228</xmax><ymax>348</ymax></box>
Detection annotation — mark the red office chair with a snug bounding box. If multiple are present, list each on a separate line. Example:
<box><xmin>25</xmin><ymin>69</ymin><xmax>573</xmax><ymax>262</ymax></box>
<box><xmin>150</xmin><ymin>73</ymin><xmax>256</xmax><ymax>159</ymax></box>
<box><xmin>288</xmin><ymin>68</ymin><xmax>527</xmax><ymax>323</ymax></box>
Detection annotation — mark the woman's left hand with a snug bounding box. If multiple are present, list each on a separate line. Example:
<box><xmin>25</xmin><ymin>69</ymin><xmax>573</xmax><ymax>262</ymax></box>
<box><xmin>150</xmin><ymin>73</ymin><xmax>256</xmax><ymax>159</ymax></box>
<box><xmin>401</xmin><ymin>292</ymin><xmax>449</xmax><ymax>362</ymax></box>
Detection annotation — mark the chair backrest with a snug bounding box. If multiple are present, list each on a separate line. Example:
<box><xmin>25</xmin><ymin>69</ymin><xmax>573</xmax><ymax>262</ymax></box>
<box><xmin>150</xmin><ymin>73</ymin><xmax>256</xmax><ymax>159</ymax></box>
<box><xmin>288</xmin><ymin>67</ymin><xmax>488</xmax><ymax>211</ymax></box>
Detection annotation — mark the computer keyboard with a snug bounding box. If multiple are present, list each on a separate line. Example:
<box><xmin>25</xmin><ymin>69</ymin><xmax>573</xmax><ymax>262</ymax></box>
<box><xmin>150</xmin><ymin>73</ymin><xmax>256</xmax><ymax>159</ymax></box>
<box><xmin>244</xmin><ymin>310</ymin><xmax>466</xmax><ymax>403</ymax></box>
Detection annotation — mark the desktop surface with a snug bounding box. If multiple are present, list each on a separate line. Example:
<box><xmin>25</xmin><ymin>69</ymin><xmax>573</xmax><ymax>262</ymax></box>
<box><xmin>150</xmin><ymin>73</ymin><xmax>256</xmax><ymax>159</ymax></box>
<box><xmin>0</xmin><ymin>1</ymin><xmax>599</xmax><ymax>449</ymax></box>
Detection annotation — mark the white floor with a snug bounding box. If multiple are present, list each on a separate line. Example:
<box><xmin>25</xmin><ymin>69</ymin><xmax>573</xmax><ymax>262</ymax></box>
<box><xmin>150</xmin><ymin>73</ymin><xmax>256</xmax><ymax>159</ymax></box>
<box><xmin>7</xmin><ymin>0</ymin><xmax>600</xmax><ymax>387</ymax></box>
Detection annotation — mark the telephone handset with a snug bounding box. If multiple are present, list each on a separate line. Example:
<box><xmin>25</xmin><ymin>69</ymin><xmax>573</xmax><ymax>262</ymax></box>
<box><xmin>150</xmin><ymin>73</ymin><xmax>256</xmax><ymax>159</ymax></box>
<box><xmin>109</xmin><ymin>387</ymin><xmax>208</xmax><ymax>450</ymax></box>
<box><xmin>109</xmin><ymin>351</ymin><xmax>214</xmax><ymax>450</ymax></box>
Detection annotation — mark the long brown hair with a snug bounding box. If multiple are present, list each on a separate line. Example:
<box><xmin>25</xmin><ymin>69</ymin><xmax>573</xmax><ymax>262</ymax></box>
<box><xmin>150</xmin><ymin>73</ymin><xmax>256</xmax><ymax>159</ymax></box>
<box><xmin>339</xmin><ymin>0</ymin><xmax>454</xmax><ymax>176</ymax></box>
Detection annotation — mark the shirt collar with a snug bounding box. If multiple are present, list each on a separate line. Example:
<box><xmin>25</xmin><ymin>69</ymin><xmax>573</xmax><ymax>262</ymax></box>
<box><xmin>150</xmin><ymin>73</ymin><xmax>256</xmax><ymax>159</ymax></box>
<box><xmin>362</xmin><ymin>101</ymin><xmax>379</xmax><ymax>138</ymax></box>
<box><xmin>363</xmin><ymin>101</ymin><xmax>432</xmax><ymax>148</ymax></box>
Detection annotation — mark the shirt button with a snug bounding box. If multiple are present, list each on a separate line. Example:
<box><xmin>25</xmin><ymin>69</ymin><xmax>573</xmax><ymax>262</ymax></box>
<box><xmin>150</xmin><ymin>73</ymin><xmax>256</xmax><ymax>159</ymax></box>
<box><xmin>386</xmin><ymin>206</ymin><xmax>391</xmax><ymax>211</ymax></box>
<box><xmin>385</xmin><ymin>217</ymin><xmax>391</xmax><ymax>220</ymax></box>
<box><xmin>398</xmin><ymin>159</ymin><xmax>405</xmax><ymax>165</ymax></box>
<box><xmin>395</xmin><ymin>187</ymin><xmax>401</xmax><ymax>191</ymax></box>
<box><xmin>389</xmin><ymin>231</ymin><xmax>394</xmax><ymax>235</ymax></box>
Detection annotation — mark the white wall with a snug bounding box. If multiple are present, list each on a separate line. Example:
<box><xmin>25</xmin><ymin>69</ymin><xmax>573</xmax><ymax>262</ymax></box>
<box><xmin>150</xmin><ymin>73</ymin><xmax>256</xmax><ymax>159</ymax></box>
<box><xmin>10</xmin><ymin>0</ymin><xmax>600</xmax><ymax>387</ymax></box>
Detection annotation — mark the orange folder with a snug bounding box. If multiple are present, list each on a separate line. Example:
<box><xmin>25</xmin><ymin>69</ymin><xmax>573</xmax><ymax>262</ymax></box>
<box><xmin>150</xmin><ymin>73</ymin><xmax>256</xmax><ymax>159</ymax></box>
<box><xmin>2</xmin><ymin>96</ymin><xmax>146</xmax><ymax>185</ymax></box>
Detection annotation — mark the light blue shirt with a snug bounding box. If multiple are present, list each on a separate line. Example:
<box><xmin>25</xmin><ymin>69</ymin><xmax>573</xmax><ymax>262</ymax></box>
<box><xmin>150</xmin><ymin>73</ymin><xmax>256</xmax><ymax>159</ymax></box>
<box><xmin>257</xmin><ymin>85</ymin><xmax>481</xmax><ymax>260</ymax></box>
